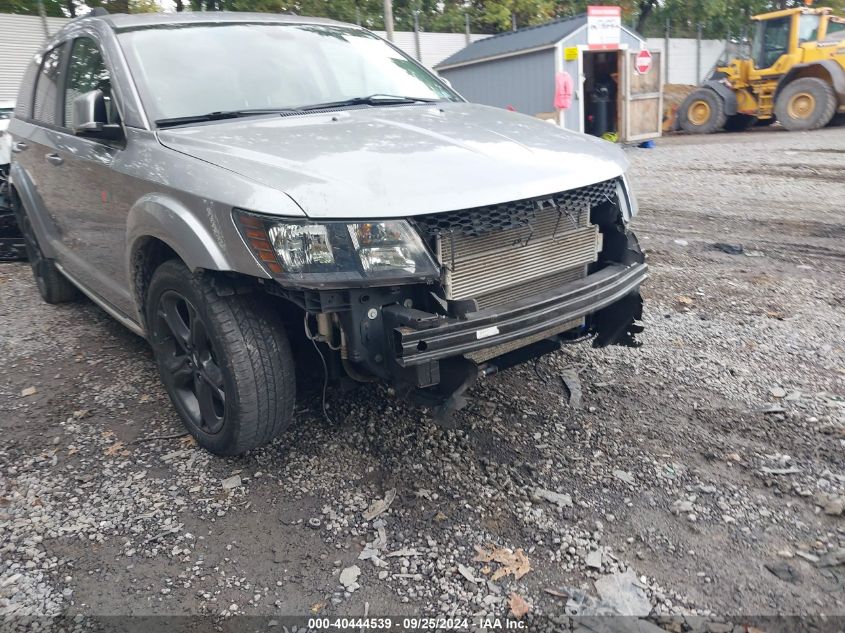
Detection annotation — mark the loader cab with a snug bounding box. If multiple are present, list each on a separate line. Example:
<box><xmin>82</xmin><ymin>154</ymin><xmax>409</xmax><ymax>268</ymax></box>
<box><xmin>750</xmin><ymin>8</ymin><xmax>831</xmax><ymax>71</ymax></box>
<box><xmin>752</xmin><ymin>15</ymin><xmax>792</xmax><ymax>69</ymax></box>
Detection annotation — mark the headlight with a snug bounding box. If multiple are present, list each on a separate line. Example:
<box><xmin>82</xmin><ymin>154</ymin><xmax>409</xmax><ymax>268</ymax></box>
<box><xmin>235</xmin><ymin>210</ymin><xmax>439</xmax><ymax>286</ymax></box>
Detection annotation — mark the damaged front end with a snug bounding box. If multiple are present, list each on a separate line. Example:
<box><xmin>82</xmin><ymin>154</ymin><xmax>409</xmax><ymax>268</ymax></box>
<box><xmin>241</xmin><ymin>176</ymin><xmax>646</xmax><ymax>417</ymax></box>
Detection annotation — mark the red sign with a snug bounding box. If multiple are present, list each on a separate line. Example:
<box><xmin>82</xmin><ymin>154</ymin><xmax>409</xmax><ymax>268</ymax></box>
<box><xmin>635</xmin><ymin>49</ymin><xmax>653</xmax><ymax>75</ymax></box>
<box><xmin>587</xmin><ymin>5</ymin><xmax>621</xmax><ymax>50</ymax></box>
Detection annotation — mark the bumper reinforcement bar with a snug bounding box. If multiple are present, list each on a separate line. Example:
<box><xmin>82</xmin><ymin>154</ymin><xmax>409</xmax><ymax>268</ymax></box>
<box><xmin>390</xmin><ymin>262</ymin><xmax>648</xmax><ymax>367</ymax></box>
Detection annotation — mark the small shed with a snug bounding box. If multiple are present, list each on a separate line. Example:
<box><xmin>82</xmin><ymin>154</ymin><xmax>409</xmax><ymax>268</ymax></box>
<box><xmin>435</xmin><ymin>9</ymin><xmax>663</xmax><ymax>143</ymax></box>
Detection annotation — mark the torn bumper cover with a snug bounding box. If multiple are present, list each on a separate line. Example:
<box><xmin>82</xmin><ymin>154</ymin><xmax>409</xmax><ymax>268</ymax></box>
<box><xmin>387</xmin><ymin>261</ymin><xmax>648</xmax><ymax>368</ymax></box>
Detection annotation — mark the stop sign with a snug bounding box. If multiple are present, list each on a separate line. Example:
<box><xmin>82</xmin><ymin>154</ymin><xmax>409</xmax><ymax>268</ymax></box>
<box><xmin>635</xmin><ymin>49</ymin><xmax>653</xmax><ymax>75</ymax></box>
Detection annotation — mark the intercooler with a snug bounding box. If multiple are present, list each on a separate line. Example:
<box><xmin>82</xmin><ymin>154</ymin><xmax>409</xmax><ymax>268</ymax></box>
<box><xmin>415</xmin><ymin>178</ymin><xmax>617</xmax><ymax>311</ymax></box>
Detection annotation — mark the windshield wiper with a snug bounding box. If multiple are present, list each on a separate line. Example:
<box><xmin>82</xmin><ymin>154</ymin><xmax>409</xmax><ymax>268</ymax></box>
<box><xmin>298</xmin><ymin>94</ymin><xmax>442</xmax><ymax>111</ymax></box>
<box><xmin>155</xmin><ymin>108</ymin><xmax>301</xmax><ymax>128</ymax></box>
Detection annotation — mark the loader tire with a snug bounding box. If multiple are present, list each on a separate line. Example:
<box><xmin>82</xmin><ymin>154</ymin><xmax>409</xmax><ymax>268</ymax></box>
<box><xmin>679</xmin><ymin>89</ymin><xmax>726</xmax><ymax>134</ymax></box>
<box><xmin>774</xmin><ymin>78</ymin><xmax>836</xmax><ymax>131</ymax></box>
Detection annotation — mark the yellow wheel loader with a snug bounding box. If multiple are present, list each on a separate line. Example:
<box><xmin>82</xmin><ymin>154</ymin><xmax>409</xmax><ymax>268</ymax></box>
<box><xmin>680</xmin><ymin>6</ymin><xmax>845</xmax><ymax>133</ymax></box>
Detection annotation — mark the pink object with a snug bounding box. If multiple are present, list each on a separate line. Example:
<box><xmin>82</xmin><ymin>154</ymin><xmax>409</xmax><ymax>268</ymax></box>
<box><xmin>555</xmin><ymin>71</ymin><xmax>574</xmax><ymax>110</ymax></box>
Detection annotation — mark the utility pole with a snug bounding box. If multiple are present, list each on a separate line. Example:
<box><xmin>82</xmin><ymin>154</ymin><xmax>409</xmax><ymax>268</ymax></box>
<box><xmin>383</xmin><ymin>0</ymin><xmax>394</xmax><ymax>41</ymax></box>
<box><xmin>465</xmin><ymin>11</ymin><xmax>471</xmax><ymax>45</ymax></box>
<box><xmin>696</xmin><ymin>22</ymin><xmax>703</xmax><ymax>83</ymax></box>
<box><xmin>413</xmin><ymin>11</ymin><xmax>421</xmax><ymax>60</ymax></box>
<box><xmin>36</xmin><ymin>0</ymin><xmax>49</xmax><ymax>38</ymax></box>
<box><xmin>664</xmin><ymin>18</ymin><xmax>670</xmax><ymax>85</ymax></box>
<box><xmin>511</xmin><ymin>13</ymin><xmax>517</xmax><ymax>31</ymax></box>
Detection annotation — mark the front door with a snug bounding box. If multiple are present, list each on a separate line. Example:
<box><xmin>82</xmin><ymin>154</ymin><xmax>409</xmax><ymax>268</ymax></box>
<box><xmin>622</xmin><ymin>49</ymin><xmax>662</xmax><ymax>142</ymax></box>
<box><xmin>51</xmin><ymin>35</ymin><xmax>134</xmax><ymax>313</ymax></box>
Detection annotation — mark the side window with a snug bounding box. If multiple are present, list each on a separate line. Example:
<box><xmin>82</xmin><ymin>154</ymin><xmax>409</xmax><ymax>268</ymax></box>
<box><xmin>758</xmin><ymin>17</ymin><xmax>791</xmax><ymax>69</ymax></box>
<box><xmin>33</xmin><ymin>46</ymin><xmax>63</xmax><ymax>125</ymax></box>
<box><xmin>63</xmin><ymin>37</ymin><xmax>118</xmax><ymax>127</ymax></box>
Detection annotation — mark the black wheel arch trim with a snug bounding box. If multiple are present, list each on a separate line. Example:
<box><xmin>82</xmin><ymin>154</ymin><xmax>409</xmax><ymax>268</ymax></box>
<box><xmin>702</xmin><ymin>80</ymin><xmax>738</xmax><ymax>116</ymax></box>
<box><xmin>8</xmin><ymin>163</ymin><xmax>60</xmax><ymax>259</ymax></box>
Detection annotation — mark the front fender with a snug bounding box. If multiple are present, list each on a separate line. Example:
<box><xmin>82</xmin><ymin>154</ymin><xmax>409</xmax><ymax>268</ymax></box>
<box><xmin>702</xmin><ymin>80</ymin><xmax>738</xmax><ymax>116</ymax></box>
<box><xmin>125</xmin><ymin>193</ymin><xmax>230</xmax><ymax>276</ymax></box>
<box><xmin>777</xmin><ymin>61</ymin><xmax>845</xmax><ymax>102</ymax></box>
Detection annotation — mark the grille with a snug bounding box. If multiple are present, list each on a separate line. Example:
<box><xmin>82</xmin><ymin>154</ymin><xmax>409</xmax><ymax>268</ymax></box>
<box><xmin>418</xmin><ymin>179</ymin><xmax>616</xmax><ymax>309</ymax></box>
<box><xmin>415</xmin><ymin>179</ymin><xmax>617</xmax><ymax>238</ymax></box>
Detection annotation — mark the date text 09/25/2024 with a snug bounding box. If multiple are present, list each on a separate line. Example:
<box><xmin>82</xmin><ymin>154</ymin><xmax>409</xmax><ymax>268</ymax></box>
<box><xmin>308</xmin><ymin>617</ymin><xmax>527</xmax><ymax>630</ymax></box>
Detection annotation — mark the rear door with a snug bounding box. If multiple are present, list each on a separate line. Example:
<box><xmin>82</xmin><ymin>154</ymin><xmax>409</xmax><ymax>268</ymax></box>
<box><xmin>622</xmin><ymin>49</ymin><xmax>662</xmax><ymax>142</ymax></box>
<box><xmin>12</xmin><ymin>44</ymin><xmax>73</xmax><ymax>252</ymax></box>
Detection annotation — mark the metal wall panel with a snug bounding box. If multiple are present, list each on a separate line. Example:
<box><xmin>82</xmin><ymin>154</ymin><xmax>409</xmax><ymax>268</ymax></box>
<box><xmin>0</xmin><ymin>13</ymin><xmax>69</xmax><ymax>102</ymax></box>
<box><xmin>373</xmin><ymin>31</ymin><xmax>490</xmax><ymax>70</ymax></box>
<box><xmin>439</xmin><ymin>49</ymin><xmax>556</xmax><ymax>116</ymax></box>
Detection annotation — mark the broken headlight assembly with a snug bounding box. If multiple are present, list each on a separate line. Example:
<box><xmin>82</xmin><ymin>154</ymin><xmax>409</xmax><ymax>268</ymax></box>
<box><xmin>234</xmin><ymin>210</ymin><xmax>439</xmax><ymax>286</ymax></box>
<box><xmin>615</xmin><ymin>175</ymin><xmax>638</xmax><ymax>222</ymax></box>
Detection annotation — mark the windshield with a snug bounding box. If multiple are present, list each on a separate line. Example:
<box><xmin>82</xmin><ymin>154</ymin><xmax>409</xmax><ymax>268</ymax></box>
<box><xmin>118</xmin><ymin>23</ymin><xmax>459</xmax><ymax>124</ymax></box>
<box><xmin>798</xmin><ymin>14</ymin><xmax>821</xmax><ymax>43</ymax></box>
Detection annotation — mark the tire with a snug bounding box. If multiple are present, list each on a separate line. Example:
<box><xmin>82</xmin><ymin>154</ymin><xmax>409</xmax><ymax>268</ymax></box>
<box><xmin>679</xmin><ymin>88</ymin><xmax>727</xmax><ymax>134</ymax></box>
<box><xmin>145</xmin><ymin>259</ymin><xmax>295</xmax><ymax>456</ymax></box>
<box><xmin>12</xmin><ymin>195</ymin><xmax>77</xmax><ymax>304</ymax></box>
<box><xmin>724</xmin><ymin>114</ymin><xmax>757</xmax><ymax>132</ymax></box>
<box><xmin>774</xmin><ymin>77</ymin><xmax>836</xmax><ymax>132</ymax></box>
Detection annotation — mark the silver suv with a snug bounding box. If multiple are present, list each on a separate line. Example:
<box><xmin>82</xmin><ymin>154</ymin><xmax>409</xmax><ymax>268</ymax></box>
<box><xmin>10</xmin><ymin>11</ymin><xmax>647</xmax><ymax>455</ymax></box>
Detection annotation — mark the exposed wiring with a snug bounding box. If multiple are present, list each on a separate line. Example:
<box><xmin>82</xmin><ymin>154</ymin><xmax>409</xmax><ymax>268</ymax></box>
<box><xmin>303</xmin><ymin>313</ymin><xmax>334</xmax><ymax>424</ymax></box>
<box><xmin>303</xmin><ymin>311</ymin><xmax>341</xmax><ymax>350</ymax></box>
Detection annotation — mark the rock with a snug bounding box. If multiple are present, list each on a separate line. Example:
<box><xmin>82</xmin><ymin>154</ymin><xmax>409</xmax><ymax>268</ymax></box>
<box><xmin>760</xmin><ymin>466</ymin><xmax>801</xmax><ymax>475</ymax></box>
<box><xmin>221</xmin><ymin>475</ymin><xmax>242</xmax><ymax>490</ymax></box>
<box><xmin>823</xmin><ymin>496</ymin><xmax>844</xmax><ymax>516</ymax></box>
<box><xmin>764</xmin><ymin>561</ymin><xmax>800</xmax><ymax>583</ymax></box>
<box><xmin>560</xmin><ymin>369</ymin><xmax>582</xmax><ymax>409</ymax></box>
<box><xmin>308</xmin><ymin>518</ymin><xmax>321</xmax><ymax>529</ymax></box>
<box><xmin>585</xmin><ymin>550</ymin><xmax>603</xmax><ymax>569</ymax></box>
<box><xmin>613</xmin><ymin>470</ymin><xmax>636</xmax><ymax>486</ymax></box>
<box><xmin>674</xmin><ymin>239</ymin><xmax>689</xmax><ymax>246</ymax></box>
<box><xmin>378</xmin><ymin>571</ymin><xmax>388</xmax><ymax>580</ymax></box>
<box><xmin>20</xmin><ymin>386</ymin><xmax>37</xmax><ymax>397</ymax></box>
<box><xmin>339</xmin><ymin>565</ymin><xmax>361</xmax><ymax>589</ymax></box>
<box><xmin>457</xmin><ymin>563</ymin><xmax>480</xmax><ymax>584</ymax></box>
<box><xmin>363</xmin><ymin>489</ymin><xmax>396</xmax><ymax>521</ymax></box>
<box><xmin>777</xmin><ymin>549</ymin><xmax>793</xmax><ymax>559</ymax></box>
<box><xmin>711</xmin><ymin>242</ymin><xmax>744</xmax><ymax>255</ymax></box>
<box><xmin>769</xmin><ymin>387</ymin><xmax>787</xmax><ymax>398</ymax></box>
<box><xmin>532</xmin><ymin>487</ymin><xmax>573</xmax><ymax>508</ymax></box>
<box><xmin>594</xmin><ymin>569</ymin><xmax>651</xmax><ymax>616</ymax></box>
<box><xmin>672</xmin><ymin>500</ymin><xmax>694</xmax><ymax>514</ymax></box>
<box><xmin>818</xmin><ymin>548</ymin><xmax>845</xmax><ymax>567</ymax></box>
<box><xmin>795</xmin><ymin>551</ymin><xmax>819</xmax><ymax>563</ymax></box>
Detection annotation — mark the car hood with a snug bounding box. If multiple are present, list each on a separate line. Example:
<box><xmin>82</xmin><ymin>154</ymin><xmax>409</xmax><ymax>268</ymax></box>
<box><xmin>157</xmin><ymin>102</ymin><xmax>628</xmax><ymax>219</ymax></box>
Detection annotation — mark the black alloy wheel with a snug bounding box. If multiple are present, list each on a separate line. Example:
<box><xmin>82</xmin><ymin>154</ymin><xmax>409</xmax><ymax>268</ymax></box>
<box><xmin>153</xmin><ymin>290</ymin><xmax>227</xmax><ymax>435</ymax></box>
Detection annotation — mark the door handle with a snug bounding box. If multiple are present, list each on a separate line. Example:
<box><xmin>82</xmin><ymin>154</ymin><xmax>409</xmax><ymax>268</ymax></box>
<box><xmin>12</xmin><ymin>141</ymin><xmax>28</xmax><ymax>153</ymax></box>
<box><xmin>46</xmin><ymin>153</ymin><xmax>64</xmax><ymax>166</ymax></box>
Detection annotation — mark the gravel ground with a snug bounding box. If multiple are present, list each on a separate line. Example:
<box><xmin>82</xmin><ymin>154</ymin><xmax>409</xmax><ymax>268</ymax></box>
<box><xmin>1</xmin><ymin>126</ymin><xmax>844</xmax><ymax>631</ymax></box>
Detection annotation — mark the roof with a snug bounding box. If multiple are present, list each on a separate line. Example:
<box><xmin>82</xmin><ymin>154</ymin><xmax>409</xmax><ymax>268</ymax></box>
<box><xmin>435</xmin><ymin>14</ymin><xmax>586</xmax><ymax>69</ymax></box>
<box><xmin>67</xmin><ymin>11</ymin><xmax>346</xmax><ymax>31</ymax></box>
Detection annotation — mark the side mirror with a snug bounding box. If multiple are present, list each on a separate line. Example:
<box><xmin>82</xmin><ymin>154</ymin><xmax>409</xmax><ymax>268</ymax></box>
<box><xmin>72</xmin><ymin>89</ymin><xmax>122</xmax><ymax>141</ymax></box>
